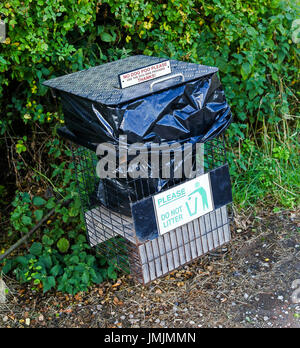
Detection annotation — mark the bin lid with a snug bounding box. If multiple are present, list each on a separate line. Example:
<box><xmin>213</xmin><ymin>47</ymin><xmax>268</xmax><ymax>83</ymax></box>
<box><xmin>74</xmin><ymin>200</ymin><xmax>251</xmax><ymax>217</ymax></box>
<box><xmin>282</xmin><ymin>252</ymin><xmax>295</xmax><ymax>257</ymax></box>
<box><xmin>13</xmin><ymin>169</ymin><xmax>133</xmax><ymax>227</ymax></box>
<box><xmin>43</xmin><ymin>55</ymin><xmax>218</xmax><ymax>106</ymax></box>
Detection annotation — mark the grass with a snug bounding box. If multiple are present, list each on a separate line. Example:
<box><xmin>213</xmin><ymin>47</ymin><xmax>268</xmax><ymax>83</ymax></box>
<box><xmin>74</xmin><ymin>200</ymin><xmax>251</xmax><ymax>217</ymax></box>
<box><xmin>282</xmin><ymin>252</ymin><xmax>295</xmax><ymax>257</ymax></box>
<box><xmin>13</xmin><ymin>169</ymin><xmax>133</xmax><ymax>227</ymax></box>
<box><xmin>228</xmin><ymin>118</ymin><xmax>299</xmax><ymax>210</ymax></box>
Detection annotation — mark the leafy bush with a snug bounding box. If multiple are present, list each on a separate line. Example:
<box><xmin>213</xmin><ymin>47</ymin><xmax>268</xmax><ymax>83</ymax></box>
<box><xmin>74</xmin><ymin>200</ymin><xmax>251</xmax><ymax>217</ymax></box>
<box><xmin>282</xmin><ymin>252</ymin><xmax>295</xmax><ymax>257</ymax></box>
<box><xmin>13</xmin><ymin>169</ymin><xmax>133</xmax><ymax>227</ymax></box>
<box><xmin>103</xmin><ymin>0</ymin><xmax>299</xmax><ymax>139</ymax></box>
<box><xmin>0</xmin><ymin>0</ymin><xmax>131</xmax><ymax>134</ymax></box>
<box><xmin>1</xmin><ymin>0</ymin><xmax>298</xmax><ymax>137</ymax></box>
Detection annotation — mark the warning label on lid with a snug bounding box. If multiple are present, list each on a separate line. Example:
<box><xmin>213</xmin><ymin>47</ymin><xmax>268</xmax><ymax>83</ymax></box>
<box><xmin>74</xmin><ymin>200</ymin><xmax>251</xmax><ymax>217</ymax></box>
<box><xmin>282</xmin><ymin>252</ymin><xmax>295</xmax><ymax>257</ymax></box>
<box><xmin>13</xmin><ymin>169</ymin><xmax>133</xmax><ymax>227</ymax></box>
<box><xmin>119</xmin><ymin>60</ymin><xmax>171</xmax><ymax>89</ymax></box>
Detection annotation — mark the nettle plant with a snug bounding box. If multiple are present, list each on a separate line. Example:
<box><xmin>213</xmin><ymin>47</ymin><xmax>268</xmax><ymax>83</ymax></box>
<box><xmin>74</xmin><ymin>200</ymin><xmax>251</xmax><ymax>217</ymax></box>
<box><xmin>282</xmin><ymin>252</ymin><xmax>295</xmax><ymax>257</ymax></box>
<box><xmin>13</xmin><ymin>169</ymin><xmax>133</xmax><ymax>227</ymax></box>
<box><xmin>0</xmin><ymin>0</ymin><xmax>131</xmax><ymax>134</ymax></box>
<box><xmin>2</xmin><ymin>139</ymin><xmax>118</xmax><ymax>294</ymax></box>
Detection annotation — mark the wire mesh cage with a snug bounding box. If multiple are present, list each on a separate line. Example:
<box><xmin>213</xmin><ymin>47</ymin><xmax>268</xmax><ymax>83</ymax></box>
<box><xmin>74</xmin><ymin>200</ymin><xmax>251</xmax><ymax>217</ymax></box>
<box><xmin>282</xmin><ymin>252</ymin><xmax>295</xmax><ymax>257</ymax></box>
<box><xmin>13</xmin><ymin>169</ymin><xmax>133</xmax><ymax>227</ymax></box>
<box><xmin>73</xmin><ymin>135</ymin><xmax>231</xmax><ymax>284</ymax></box>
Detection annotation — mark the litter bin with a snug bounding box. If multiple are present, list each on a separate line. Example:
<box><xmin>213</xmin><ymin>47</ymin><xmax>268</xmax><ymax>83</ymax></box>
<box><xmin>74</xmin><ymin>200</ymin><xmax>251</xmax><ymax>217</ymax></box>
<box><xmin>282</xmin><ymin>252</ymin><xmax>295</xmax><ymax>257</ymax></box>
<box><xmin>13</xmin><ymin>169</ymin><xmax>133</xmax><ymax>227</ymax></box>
<box><xmin>44</xmin><ymin>55</ymin><xmax>233</xmax><ymax>284</ymax></box>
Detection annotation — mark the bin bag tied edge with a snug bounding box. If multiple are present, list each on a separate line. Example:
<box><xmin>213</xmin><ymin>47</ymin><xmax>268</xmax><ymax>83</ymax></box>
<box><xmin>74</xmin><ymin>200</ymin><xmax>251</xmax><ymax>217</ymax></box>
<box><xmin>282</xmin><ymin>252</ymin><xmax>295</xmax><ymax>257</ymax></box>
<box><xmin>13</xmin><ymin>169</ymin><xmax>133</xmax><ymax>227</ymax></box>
<box><xmin>59</xmin><ymin>72</ymin><xmax>232</xmax><ymax>146</ymax></box>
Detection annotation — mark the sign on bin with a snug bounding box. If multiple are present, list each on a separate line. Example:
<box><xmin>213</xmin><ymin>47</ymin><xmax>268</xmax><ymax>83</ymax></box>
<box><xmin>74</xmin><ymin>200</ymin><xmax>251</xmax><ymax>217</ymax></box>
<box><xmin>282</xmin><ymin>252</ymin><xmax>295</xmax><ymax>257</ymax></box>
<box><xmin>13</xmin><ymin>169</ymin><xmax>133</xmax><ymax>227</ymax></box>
<box><xmin>153</xmin><ymin>173</ymin><xmax>213</xmax><ymax>235</ymax></box>
<box><xmin>119</xmin><ymin>60</ymin><xmax>172</xmax><ymax>88</ymax></box>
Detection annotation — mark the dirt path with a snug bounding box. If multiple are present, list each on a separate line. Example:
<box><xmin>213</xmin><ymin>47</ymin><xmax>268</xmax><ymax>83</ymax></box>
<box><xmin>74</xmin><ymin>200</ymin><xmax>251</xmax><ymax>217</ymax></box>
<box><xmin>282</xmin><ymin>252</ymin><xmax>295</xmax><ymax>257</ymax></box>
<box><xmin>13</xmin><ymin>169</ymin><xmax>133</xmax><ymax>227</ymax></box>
<box><xmin>1</xmin><ymin>208</ymin><xmax>299</xmax><ymax>328</ymax></box>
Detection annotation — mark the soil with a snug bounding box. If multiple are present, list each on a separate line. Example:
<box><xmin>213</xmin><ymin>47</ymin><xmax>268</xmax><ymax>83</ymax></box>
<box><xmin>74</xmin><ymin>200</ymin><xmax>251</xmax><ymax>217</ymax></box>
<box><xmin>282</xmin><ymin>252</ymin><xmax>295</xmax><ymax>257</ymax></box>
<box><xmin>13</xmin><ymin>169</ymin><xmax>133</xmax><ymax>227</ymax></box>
<box><xmin>0</xmin><ymin>207</ymin><xmax>299</xmax><ymax>328</ymax></box>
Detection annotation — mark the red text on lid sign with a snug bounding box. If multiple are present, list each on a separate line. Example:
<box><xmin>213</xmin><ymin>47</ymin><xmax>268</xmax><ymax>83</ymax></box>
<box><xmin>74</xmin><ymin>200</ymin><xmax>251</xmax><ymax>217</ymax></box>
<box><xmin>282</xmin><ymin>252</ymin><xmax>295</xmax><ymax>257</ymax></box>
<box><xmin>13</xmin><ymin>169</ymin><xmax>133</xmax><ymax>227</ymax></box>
<box><xmin>119</xmin><ymin>61</ymin><xmax>171</xmax><ymax>88</ymax></box>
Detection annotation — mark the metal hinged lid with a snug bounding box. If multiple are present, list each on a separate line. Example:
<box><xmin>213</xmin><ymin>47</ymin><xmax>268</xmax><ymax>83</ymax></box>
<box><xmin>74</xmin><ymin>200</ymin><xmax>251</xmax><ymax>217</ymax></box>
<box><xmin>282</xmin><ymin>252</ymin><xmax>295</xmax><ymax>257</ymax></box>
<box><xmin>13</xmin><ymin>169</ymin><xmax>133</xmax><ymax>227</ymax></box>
<box><xmin>43</xmin><ymin>55</ymin><xmax>218</xmax><ymax>106</ymax></box>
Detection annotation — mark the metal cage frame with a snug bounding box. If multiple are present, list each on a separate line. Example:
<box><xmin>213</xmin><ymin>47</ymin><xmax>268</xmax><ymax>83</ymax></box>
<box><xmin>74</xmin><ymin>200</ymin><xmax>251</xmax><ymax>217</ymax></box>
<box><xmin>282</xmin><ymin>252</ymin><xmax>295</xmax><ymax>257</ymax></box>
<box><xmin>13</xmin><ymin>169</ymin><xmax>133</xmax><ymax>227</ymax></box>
<box><xmin>72</xmin><ymin>134</ymin><xmax>232</xmax><ymax>284</ymax></box>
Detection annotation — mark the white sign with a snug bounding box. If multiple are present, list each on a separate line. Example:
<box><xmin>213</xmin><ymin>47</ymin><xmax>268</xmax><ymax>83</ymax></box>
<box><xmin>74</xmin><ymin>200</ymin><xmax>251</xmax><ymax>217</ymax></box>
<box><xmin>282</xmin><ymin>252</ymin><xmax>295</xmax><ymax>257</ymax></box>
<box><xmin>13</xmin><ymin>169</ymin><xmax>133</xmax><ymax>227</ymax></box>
<box><xmin>153</xmin><ymin>174</ymin><xmax>214</xmax><ymax>235</ymax></box>
<box><xmin>119</xmin><ymin>60</ymin><xmax>171</xmax><ymax>88</ymax></box>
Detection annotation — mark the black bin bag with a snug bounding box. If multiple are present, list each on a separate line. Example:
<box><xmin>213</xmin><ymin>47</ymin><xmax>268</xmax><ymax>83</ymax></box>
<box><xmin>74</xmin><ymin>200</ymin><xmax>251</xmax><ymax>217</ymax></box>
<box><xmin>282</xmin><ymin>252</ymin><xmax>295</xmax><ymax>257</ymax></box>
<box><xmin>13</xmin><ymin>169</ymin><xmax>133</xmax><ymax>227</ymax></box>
<box><xmin>44</xmin><ymin>55</ymin><xmax>232</xmax><ymax>215</ymax></box>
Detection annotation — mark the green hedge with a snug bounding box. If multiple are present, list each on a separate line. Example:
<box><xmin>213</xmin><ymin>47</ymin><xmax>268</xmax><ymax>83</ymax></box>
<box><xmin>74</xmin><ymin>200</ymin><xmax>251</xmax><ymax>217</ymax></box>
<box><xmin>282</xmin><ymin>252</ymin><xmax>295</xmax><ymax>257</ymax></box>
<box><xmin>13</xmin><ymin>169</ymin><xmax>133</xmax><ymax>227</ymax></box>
<box><xmin>0</xmin><ymin>0</ymin><xmax>298</xmax><ymax>138</ymax></box>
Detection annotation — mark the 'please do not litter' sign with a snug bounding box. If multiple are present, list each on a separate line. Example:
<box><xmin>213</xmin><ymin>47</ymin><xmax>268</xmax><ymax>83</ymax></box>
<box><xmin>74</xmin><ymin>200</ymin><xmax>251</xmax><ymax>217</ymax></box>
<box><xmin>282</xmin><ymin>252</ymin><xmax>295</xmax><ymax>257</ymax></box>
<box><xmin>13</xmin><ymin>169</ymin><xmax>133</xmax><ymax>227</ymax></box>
<box><xmin>153</xmin><ymin>173</ymin><xmax>214</xmax><ymax>235</ymax></box>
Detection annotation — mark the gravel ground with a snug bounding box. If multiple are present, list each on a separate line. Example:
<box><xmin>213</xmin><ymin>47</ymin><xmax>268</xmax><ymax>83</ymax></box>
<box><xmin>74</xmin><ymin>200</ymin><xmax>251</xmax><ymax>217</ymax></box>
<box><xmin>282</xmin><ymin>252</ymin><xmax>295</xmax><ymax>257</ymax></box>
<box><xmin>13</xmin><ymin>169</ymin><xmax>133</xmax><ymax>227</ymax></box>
<box><xmin>0</xmin><ymin>208</ymin><xmax>299</xmax><ymax>328</ymax></box>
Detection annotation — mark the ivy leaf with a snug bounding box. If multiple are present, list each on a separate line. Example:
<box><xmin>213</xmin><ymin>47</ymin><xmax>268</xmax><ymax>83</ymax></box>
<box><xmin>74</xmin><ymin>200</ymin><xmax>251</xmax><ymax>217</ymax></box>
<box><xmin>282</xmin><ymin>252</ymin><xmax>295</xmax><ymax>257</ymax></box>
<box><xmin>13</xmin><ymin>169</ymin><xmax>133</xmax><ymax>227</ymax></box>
<box><xmin>100</xmin><ymin>32</ymin><xmax>113</xmax><ymax>43</ymax></box>
<box><xmin>42</xmin><ymin>235</ymin><xmax>54</xmax><ymax>246</ymax></box>
<box><xmin>46</xmin><ymin>198</ymin><xmax>56</xmax><ymax>209</ymax></box>
<box><xmin>57</xmin><ymin>238</ymin><xmax>70</xmax><ymax>253</ymax></box>
<box><xmin>0</xmin><ymin>56</ymin><xmax>8</xmax><ymax>65</ymax></box>
<box><xmin>39</xmin><ymin>255</ymin><xmax>52</xmax><ymax>269</ymax></box>
<box><xmin>42</xmin><ymin>276</ymin><xmax>55</xmax><ymax>293</ymax></box>
<box><xmin>15</xmin><ymin>256</ymin><xmax>28</xmax><ymax>266</ymax></box>
<box><xmin>82</xmin><ymin>271</ymin><xmax>89</xmax><ymax>284</ymax></box>
<box><xmin>241</xmin><ymin>62</ymin><xmax>251</xmax><ymax>80</ymax></box>
<box><xmin>33</xmin><ymin>196</ymin><xmax>46</xmax><ymax>206</ymax></box>
<box><xmin>22</xmin><ymin>192</ymin><xmax>31</xmax><ymax>203</ymax></box>
<box><xmin>2</xmin><ymin>260</ymin><xmax>14</xmax><ymax>274</ymax></box>
<box><xmin>69</xmin><ymin>206</ymin><xmax>79</xmax><ymax>217</ymax></box>
<box><xmin>41</xmin><ymin>67</ymin><xmax>50</xmax><ymax>76</ymax></box>
<box><xmin>30</xmin><ymin>242</ymin><xmax>43</xmax><ymax>256</ymax></box>
<box><xmin>91</xmin><ymin>270</ymin><xmax>103</xmax><ymax>284</ymax></box>
<box><xmin>21</xmin><ymin>215</ymin><xmax>32</xmax><ymax>225</ymax></box>
<box><xmin>34</xmin><ymin>209</ymin><xmax>43</xmax><ymax>221</ymax></box>
<box><xmin>69</xmin><ymin>255</ymin><xmax>79</xmax><ymax>264</ymax></box>
<box><xmin>50</xmin><ymin>264</ymin><xmax>61</xmax><ymax>277</ymax></box>
<box><xmin>107</xmin><ymin>265</ymin><xmax>117</xmax><ymax>280</ymax></box>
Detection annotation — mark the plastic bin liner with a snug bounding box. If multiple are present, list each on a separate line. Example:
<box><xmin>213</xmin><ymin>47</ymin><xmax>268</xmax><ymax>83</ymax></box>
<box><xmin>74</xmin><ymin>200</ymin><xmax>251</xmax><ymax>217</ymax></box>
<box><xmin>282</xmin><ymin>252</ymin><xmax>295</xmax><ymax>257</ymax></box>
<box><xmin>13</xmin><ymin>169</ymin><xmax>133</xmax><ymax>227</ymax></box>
<box><xmin>92</xmin><ymin>140</ymin><xmax>203</xmax><ymax>215</ymax></box>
